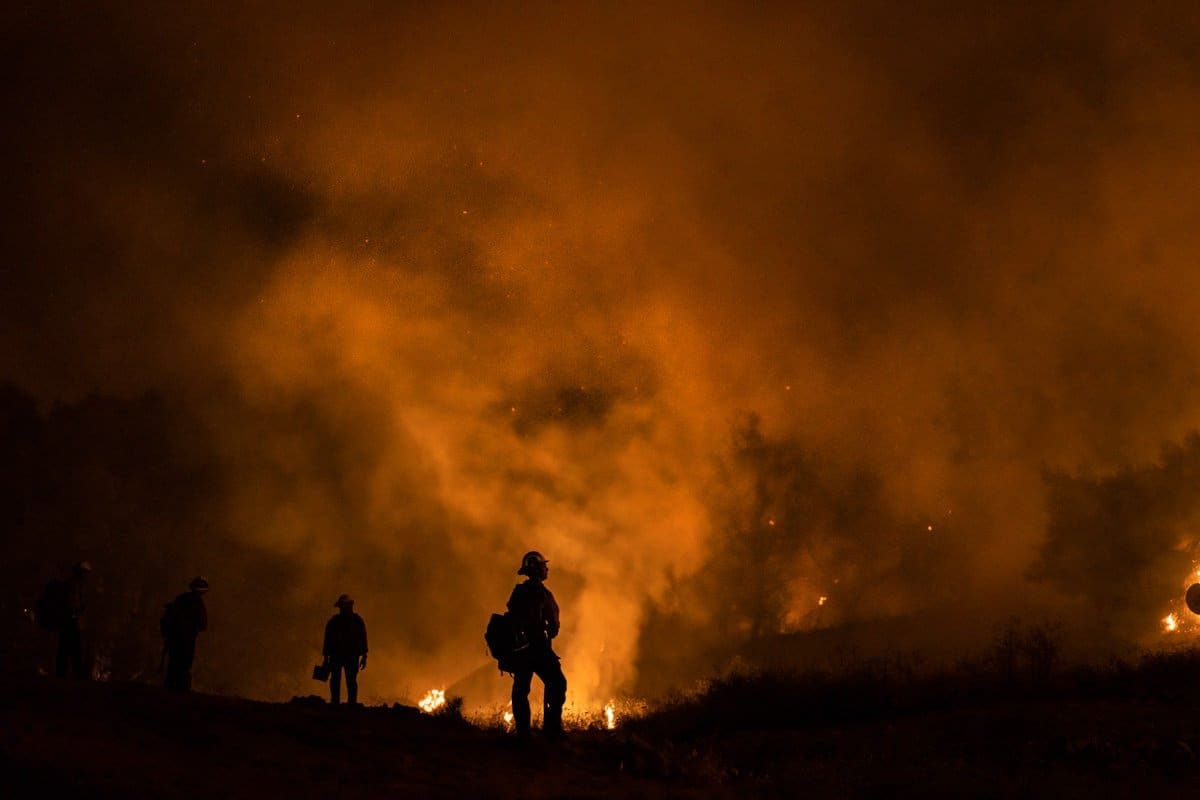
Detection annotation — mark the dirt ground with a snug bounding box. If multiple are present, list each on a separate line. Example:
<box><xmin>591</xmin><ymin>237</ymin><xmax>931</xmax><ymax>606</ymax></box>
<box><xmin>0</xmin><ymin>675</ymin><xmax>722</xmax><ymax>800</ymax></box>
<box><xmin>5</xmin><ymin>673</ymin><xmax>1200</xmax><ymax>798</ymax></box>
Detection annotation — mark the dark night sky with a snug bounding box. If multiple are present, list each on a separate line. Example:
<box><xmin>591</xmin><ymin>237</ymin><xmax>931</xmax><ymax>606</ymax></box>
<box><xmin>5</xmin><ymin>1</ymin><xmax>1200</xmax><ymax>704</ymax></box>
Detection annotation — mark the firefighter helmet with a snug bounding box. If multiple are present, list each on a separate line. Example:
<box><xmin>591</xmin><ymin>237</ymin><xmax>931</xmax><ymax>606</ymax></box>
<box><xmin>518</xmin><ymin>551</ymin><xmax>549</xmax><ymax>576</ymax></box>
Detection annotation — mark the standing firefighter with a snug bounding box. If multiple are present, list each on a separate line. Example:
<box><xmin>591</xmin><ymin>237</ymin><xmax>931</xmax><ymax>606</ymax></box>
<box><xmin>161</xmin><ymin>577</ymin><xmax>209</xmax><ymax>692</ymax></box>
<box><xmin>322</xmin><ymin>594</ymin><xmax>368</xmax><ymax>706</ymax></box>
<box><xmin>39</xmin><ymin>561</ymin><xmax>92</xmax><ymax>679</ymax></box>
<box><xmin>508</xmin><ymin>551</ymin><xmax>567</xmax><ymax>740</ymax></box>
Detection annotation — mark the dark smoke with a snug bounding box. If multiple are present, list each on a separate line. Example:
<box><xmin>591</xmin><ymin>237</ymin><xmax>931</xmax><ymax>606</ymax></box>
<box><xmin>1034</xmin><ymin>434</ymin><xmax>1200</xmax><ymax>634</ymax></box>
<box><xmin>5</xmin><ymin>2</ymin><xmax>1200</xmax><ymax>704</ymax></box>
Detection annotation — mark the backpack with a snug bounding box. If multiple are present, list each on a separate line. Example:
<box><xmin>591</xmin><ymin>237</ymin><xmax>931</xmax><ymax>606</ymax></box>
<box><xmin>485</xmin><ymin>612</ymin><xmax>528</xmax><ymax>672</ymax></box>
<box><xmin>160</xmin><ymin>597</ymin><xmax>182</xmax><ymax>639</ymax></box>
<box><xmin>36</xmin><ymin>580</ymin><xmax>67</xmax><ymax>632</ymax></box>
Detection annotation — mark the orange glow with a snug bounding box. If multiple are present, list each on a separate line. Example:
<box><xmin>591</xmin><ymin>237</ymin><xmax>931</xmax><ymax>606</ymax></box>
<box><xmin>418</xmin><ymin>688</ymin><xmax>446</xmax><ymax>713</ymax></box>
<box><xmin>19</xmin><ymin>1</ymin><xmax>1200</xmax><ymax>714</ymax></box>
<box><xmin>501</xmin><ymin>701</ymin><xmax>514</xmax><ymax>729</ymax></box>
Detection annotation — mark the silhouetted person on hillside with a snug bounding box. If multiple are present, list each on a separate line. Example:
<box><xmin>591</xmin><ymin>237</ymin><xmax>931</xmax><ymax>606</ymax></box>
<box><xmin>162</xmin><ymin>577</ymin><xmax>209</xmax><ymax>692</ymax></box>
<box><xmin>508</xmin><ymin>551</ymin><xmax>567</xmax><ymax>740</ymax></box>
<box><xmin>41</xmin><ymin>561</ymin><xmax>92</xmax><ymax>679</ymax></box>
<box><xmin>323</xmin><ymin>594</ymin><xmax>368</xmax><ymax>706</ymax></box>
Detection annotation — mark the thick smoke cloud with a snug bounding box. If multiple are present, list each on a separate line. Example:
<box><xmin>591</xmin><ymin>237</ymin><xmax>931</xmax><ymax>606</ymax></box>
<box><xmin>1034</xmin><ymin>434</ymin><xmax>1200</xmax><ymax>634</ymax></box>
<box><xmin>4</xmin><ymin>1</ymin><xmax>1200</xmax><ymax>705</ymax></box>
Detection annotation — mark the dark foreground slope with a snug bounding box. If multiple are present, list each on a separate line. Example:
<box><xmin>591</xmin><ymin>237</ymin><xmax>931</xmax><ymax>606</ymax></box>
<box><xmin>0</xmin><ymin>675</ymin><xmax>709</xmax><ymax>800</ymax></box>
<box><xmin>8</xmin><ymin>653</ymin><xmax>1200</xmax><ymax>799</ymax></box>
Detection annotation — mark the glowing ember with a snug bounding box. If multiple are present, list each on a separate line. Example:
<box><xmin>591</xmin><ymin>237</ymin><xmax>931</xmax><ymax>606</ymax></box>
<box><xmin>418</xmin><ymin>688</ymin><xmax>446</xmax><ymax>713</ymax></box>
<box><xmin>1163</xmin><ymin>613</ymin><xmax>1179</xmax><ymax>633</ymax></box>
<box><xmin>818</xmin><ymin>596</ymin><xmax>827</xmax><ymax>606</ymax></box>
<box><xmin>603</xmin><ymin>702</ymin><xmax>617</xmax><ymax>730</ymax></box>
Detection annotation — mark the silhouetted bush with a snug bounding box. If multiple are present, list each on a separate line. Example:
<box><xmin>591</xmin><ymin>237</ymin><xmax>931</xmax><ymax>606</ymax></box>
<box><xmin>630</xmin><ymin>626</ymin><xmax>1200</xmax><ymax>739</ymax></box>
<box><xmin>430</xmin><ymin>694</ymin><xmax>468</xmax><ymax>726</ymax></box>
<box><xmin>988</xmin><ymin>618</ymin><xmax>1064</xmax><ymax>685</ymax></box>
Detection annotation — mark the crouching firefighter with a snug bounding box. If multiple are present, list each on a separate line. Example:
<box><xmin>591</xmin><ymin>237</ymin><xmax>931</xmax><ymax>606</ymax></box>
<box><xmin>508</xmin><ymin>551</ymin><xmax>567</xmax><ymax>740</ymax></box>
<box><xmin>161</xmin><ymin>576</ymin><xmax>209</xmax><ymax>692</ymax></box>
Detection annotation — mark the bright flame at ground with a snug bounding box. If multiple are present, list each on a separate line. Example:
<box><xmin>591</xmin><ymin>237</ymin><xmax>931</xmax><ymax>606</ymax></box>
<box><xmin>418</xmin><ymin>688</ymin><xmax>446</xmax><ymax>713</ymax></box>
<box><xmin>1155</xmin><ymin>563</ymin><xmax>1200</xmax><ymax>635</ymax></box>
<box><xmin>603</xmin><ymin>702</ymin><xmax>617</xmax><ymax>730</ymax></box>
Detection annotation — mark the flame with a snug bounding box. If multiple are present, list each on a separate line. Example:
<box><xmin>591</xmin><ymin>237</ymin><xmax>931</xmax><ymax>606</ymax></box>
<box><xmin>603</xmin><ymin>701</ymin><xmax>617</xmax><ymax>730</ymax></box>
<box><xmin>418</xmin><ymin>688</ymin><xmax>446</xmax><ymax>713</ymax></box>
<box><xmin>1155</xmin><ymin>562</ymin><xmax>1200</xmax><ymax>634</ymax></box>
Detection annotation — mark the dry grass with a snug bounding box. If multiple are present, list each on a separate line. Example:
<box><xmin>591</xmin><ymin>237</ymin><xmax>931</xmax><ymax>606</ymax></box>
<box><xmin>629</xmin><ymin>622</ymin><xmax>1200</xmax><ymax>738</ymax></box>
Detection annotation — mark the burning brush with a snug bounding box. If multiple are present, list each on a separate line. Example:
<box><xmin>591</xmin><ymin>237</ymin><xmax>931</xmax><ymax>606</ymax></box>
<box><xmin>1160</xmin><ymin>569</ymin><xmax>1200</xmax><ymax>634</ymax></box>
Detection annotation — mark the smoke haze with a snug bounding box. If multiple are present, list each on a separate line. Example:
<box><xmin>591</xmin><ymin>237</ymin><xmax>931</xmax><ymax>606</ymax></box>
<box><xmin>4</xmin><ymin>1</ymin><xmax>1200</xmax><ymax>705</ymax></box>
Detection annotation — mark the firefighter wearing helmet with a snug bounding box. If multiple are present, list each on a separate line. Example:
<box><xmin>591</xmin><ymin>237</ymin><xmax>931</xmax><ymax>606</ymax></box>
<box><xmin>322</xmin><ymin>593</ymin><xmax>368</xmax><ymax>706</ymax></box>
<box><xmin>162</xmin><ymin>576</ymin><xmax>209</xmax><ymax>691</ymax></box>
<box><xmin>506</xmin><ymin>550</ymin><xmax>567</xmax><ymax>740</ymax></box>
